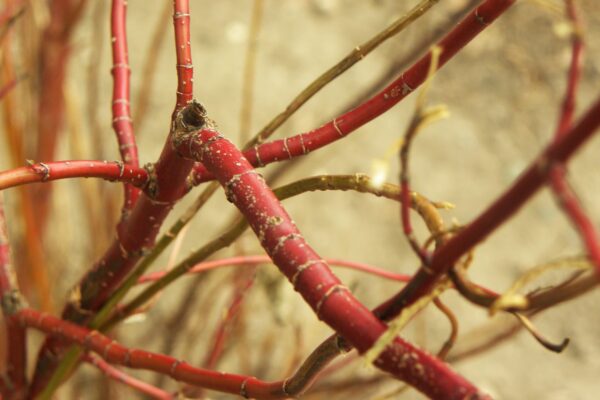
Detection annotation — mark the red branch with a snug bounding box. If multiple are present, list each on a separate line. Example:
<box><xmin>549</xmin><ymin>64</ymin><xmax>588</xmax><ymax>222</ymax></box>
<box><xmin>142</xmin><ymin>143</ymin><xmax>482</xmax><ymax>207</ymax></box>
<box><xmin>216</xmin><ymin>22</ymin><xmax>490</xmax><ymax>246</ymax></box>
<box><xmin>375</xmin><ymin>93</ymin><xmax>600</xmax><ymax>321</ymax></box>
<box><xmin>0</xmin><ymin>195</ymin><xmax>27</xmax><ymax>400</ymax></box>
<box><xmin>33</xmin><ymin>0</ymin><xmax>87</xmax><ymax>229</ymax></box>
<box><xmin>137</xmin><ymin>255</ymin><xmax>412</xmax><ymax>284</ymax></box>
<box><xmin>29</xmin><ymin>1</ymin><xmax>199</xmax><ymax>395</ymax></box>
<box><xmin>190</xmin><ymin>0</ymin><xmax>516</xmax><ymax>186</ymax></box>
<box><xmin>548</xmin><ymin>0</ymin><xmax>600</xmax><ymax>277</ymax></box>
<box><xmin>0</xmin><ymin>161</ymin><xmax>148</xmax><ymax>191</ymax></box>
<box><xmin>84</xmin><ymin>354</ymin><xmax>172</xmax><ymax>400</ymax></box>
<box><xmin>0</xmin><ymin>1</ymin><xmax>25</xmax><ymax>27</ymax></box>
<box><xmin>202</xmin><ymin>272</ymin><xmax>255</xmax><ymax>370</ymax></box>
<box><xmin>173</xmin><ymin>0</ymin><xmax>194</xmax><ymax>108</ymax></box>
<box><xmin>18</xmin><ymin>307</ymin><xmax>374</xmax><ymax>399</ymax></box>
<box><xmin>553</xmin><ymin>0</ymin><xmax>583</xmax><ymax>140</ymax></box>
<box><xmin>111</xmin><ymin>0</ymin><xmax>141</xmax><ymax>216</ymax></box>
<box><xmin>0</xmin><ymin>76</ymin><xmax>20</xmax><ymax>101</ymax></box>
<box><xmin>173</xmin><ymin>127</ymin><xmax>488</xmax><ymax>399</ymax></box>
<box><xmin>35</xmin><ymin>0</ymin><xmax>86</xmax><ymax>163</ymax></box>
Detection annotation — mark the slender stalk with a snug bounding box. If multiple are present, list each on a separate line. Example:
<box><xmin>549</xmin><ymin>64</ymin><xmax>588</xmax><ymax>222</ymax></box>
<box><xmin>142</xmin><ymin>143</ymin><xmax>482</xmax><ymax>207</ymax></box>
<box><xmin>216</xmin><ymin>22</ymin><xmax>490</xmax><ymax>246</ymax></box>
<box><xmin>33</xmin><ymin>0</ymin><xmax>87</xmax><ymax>230</ymax></box>
<box><xmin>1</xmin><ymin>12</ymin><xmax>54</xmax><ymax>313</ymax></box>
<box><xmin>191</xmin><ymin>0</ymin><xmax>515</xmax><ymax>185</ymax></box>
<box><xmin>0</xmin><ymin>75</ymin><xmax>20</xmax><ymax>100</ymax></box>
<box><xmin>547</xmin><ymin>0</ymin><xmax>600</xmax><ymax>276</ymax></box>
<box><xmin>374</xmin><ymin>93</ymin><xmax>600</xmax><ymax>321</ymax></box>
<box><xmin>110</xmin><ymin>0</ymin><xmax>141</xmax><ymax>218</ymax></box>
<box><xmin>84</xmin><ymin>354</ymin><xmax>173</xmax><ymax>400</ymax></box>
<box><xmin>399</xmin><ymin>45</ymin><xmax>444</xmax><ymax>265</ymax></box>
<box><xmin>132</xmin><ymin>0</ymin><xmax>171</xmax><ymax>132</ymax></box>
<box><xmin>244</xmin><ymin>0</ymin><xmax>440</xmax><ymax>149</ymax></box>
<box><xmin>137</xmin><ymin>255</ymin><xmax>411</xmax><ymax>285</ymax></box>
<box><xmin>0</xmin><ymin>160</ymin><xmax>148</xmax><ymax>191</ymax></box>
<box><xmin>432</xmin><ymin>298</ymin><xmax>458</xmax><ymax>360</ymax></box>
<box><xmin>0</xmin><ymin>0</ymin><xmax>25</xmax><ymax>36</ymax></box>
<box><xmin>202</xmin><ymin>272</ymin><xmax>255</xmax><ymax>370</ymax></box>
<box><xmin>238</xmin><ymin>0</ymin><xmax>264</xmax><ymax>143</ymax></box>
<box><xmin>0</xmin><ymin>194</ymin><xmax>27</xmax><ymax>400</ymax></box>
<box><xmin>331</xmin><ymin>0</ymin><xmax>485</xmax><ymax>119</ymax></box>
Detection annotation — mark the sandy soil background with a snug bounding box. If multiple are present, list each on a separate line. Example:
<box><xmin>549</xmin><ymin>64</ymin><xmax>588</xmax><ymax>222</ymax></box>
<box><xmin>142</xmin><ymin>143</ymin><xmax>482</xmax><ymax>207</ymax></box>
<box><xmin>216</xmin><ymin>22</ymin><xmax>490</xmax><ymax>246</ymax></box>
<box><xmin>2</xmin><ymin>0</ymin><xmax>600</xmax><ymax>398</ymax></box>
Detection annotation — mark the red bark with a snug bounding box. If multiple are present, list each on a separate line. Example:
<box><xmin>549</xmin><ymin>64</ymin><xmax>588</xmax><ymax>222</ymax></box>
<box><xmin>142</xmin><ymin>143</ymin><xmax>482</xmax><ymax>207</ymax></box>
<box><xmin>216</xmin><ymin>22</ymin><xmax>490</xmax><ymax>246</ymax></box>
<box><xmin>111</xmin><ymin>0</ymin><xmax>141</xmax><ymax>216</ymax></box>
<box><xmin>0</xmin><ymin>161</ymin><xmax>148</xmax><ymax>191</ymax></box>
<box><xmin>174</xmin><ymin>127</ymin><xmax>487</xmax><ymax>399</ymax></box>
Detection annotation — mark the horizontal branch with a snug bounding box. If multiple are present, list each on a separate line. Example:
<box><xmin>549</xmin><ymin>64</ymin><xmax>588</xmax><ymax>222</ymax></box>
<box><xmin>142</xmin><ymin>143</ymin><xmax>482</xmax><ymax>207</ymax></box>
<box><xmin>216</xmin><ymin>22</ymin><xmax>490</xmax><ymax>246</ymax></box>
<box><xmin>0</xmin><ymin>160</ymin><xmax>149</xmax><ymax>191</ymax></box>
<box><xmin>137</xmin><ymin>255</ymin><xmax>411</xmax><ymax>284</ymax></box>
<box><xmin>18</xmin><ymin>308</ymin><xmax>351</xmax><ymax>399</ymax></box>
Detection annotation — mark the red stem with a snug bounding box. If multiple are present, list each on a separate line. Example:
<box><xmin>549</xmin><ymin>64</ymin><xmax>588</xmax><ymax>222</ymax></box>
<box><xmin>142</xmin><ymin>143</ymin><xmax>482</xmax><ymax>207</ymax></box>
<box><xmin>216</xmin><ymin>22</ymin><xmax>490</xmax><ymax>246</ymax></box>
<box><xmin>35</xmin><ymin>0</ymin><xmax>86</xmax><ymax>163</ymax></box>
<box><xmin>547</xmin><ymin>0</ymin><xmax>600</xmax><ymax>277</ymax></box>
<box><xmin>137</xmin><ymin>255</ymin><xmax>412</xmax><ymax>284</ymax></box>
<box><xmin>202</xmin><ymin>272</ymin><xmax>255</xmax><ymax>370</ymax></box>
<box><xmin>174</xmin><ymin>127</ymin><xmax>487</xmax><ymax>399</ymax></box>
<box><xmin>111</xmin><ymin>0</ymin><xmax>141</xmax><ymax>216</ymax></box>
<box><xmin>375</xmin><ymin>93</ymin><xmax>600</xmax><ymax>321</ymax></box>
<box><xmin>84</xmin><ymin>354</ymin><xmax>173</xmax><ymax>400</ymax></box>
<box><xmin>173</xmin><ymin>0</ymin><xmax>194</xmax><ymax>108</ymax></box>
<box><xmin>0</xmin><ymin>0</ymin><xmax>24</xmax><ymax>27</ymax></box>
<box><xmin>33</xmin><ymin>0</ymin><xmax>87</xmax><ymax>228</ymax></box>
<box><xmin>554</xmin><ymin>0</ymin><xmax>583</xmax><ymax>140</ymax></box>
<box><xmin>0</xmin><ymin>195</ymin><xmax>27</xmax><ymax>400</ymax></box>
<box><xmin>19</xmin><ymin>307</ymin><xmax>361</xmax><ymax>399</ymax></box>
<box><xmin>29</xmin><ymin>1</ymin><xmax>198</xmax><ymax>395</ymax></box>
<box><xmin>0</xmin><ymin>76</ymin><xmax>19</xmax><ymax>101</ymax></box>
<box><xmin>0</xmin><ymin>160</ymin><xmax>148</xmax><ymax>191</ymax></box>
<box><xmin>190</xmin><ymin>0</ymin><xmax>516</xmax><ymax>186</ymax></box>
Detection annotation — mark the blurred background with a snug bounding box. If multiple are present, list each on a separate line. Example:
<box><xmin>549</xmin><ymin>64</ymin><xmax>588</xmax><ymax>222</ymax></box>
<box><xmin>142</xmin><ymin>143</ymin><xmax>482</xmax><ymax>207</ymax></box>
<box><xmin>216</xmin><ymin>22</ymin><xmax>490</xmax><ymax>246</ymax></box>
<box><xmin>1</xmin><ymin>0</ymin><xmax>600</xmax><ymax>398</ymax></box>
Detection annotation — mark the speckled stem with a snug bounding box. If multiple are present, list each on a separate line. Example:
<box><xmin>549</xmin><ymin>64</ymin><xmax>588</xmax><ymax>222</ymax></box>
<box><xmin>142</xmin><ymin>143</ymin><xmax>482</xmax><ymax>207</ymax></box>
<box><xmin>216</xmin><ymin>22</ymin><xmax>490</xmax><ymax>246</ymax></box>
<box><xmin>111</xmin><ymin>0</ymin><xmax>141</xmax><ymax>218</ymax></box>
<box><xmin>174</xmin><ymin>127</ymin><xmax>487</xmax><ymax>399</ymax></box>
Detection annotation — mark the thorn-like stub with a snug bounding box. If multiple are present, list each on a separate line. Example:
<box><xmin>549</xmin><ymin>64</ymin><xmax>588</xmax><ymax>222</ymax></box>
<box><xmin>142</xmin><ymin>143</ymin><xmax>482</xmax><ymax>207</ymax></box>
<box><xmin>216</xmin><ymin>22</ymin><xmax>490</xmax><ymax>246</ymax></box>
<box><xmin>1</xmin><ymin>289</ymin><xmax>25</xmax><ymax>316</ymax></box>
<box><xmin>180</xmin><ymin>100</ymin><xmax>207</xmax><ymax>130</ymax></box>
<box><xmin>172</xmin><ymin>100</ymin><xmax>210</xmax><ymax>157</ymax></box>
